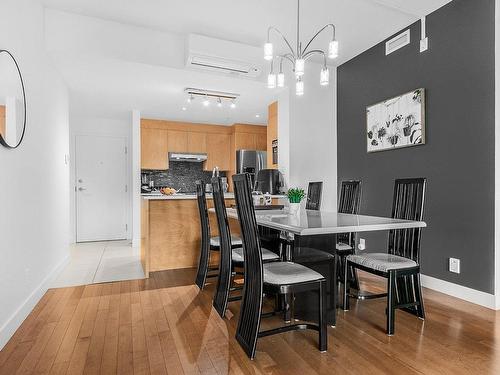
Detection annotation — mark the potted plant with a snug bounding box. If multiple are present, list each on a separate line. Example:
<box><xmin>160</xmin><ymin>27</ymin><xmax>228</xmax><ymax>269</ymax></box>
<box><xmin>287</xmin><ymin>187</ymin><xmax>305</xmax><ymax>215</ymax></box>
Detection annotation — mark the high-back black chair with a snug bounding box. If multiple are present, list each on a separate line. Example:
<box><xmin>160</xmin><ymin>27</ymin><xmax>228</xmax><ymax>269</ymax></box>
<box><xmin>343</xmin><ymin>178</ymin><xmax>426</xmax><ymax>335</ymax></box>
<box><xmin>233</xmin><ymin>173</ymin><xmax>327</xmax><ymax>359</ymax></box>
<box><xmin>211</xmin><ymin>177</ymin><xmax>236</xmax><ymax>317</ymax></box>
<box><xmin>306</xmin><ymin>182</ymin><xmax>323</xmax><ymax>210</ymax></box>
<box><xmin>195</xmin><ymin>180</ymin><xmax>243</xmax><ymax>290</ymax></box>
<box><xmin>336</xmin><ymin>180</ymin><xmax>362</xmax><ymax>288</ymax></box>
<box><xmin>212</xmin><ymin>177</ymin><xmax>280</xmax><ymax>318</ymax></box>
<box><xmin>194</xmin><ymin>181</ymin><xmax>215</xmax><ymax>289</ymax></box>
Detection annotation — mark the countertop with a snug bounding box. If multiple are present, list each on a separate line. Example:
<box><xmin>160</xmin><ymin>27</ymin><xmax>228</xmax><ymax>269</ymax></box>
<box><xmin>142</xmin><ymin>193</ymin><xmax>287</xmax><ymax>200</ymax></box>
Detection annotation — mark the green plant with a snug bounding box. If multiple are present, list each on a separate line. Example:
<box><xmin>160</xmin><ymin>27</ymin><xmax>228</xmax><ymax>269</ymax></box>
<box><xmin>287</xmin><ymin>188</ymin><xmax>305</xmax><ymax>203</ymax></box>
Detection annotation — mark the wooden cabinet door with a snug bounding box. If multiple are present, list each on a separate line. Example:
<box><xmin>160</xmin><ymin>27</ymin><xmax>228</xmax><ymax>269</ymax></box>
<box><xmin>167</xmin><ymin>130</ymin><xmax>188</xmax><ymax>152</ymax></box>
<box><xmin>256</xmin><ymin>133</ymin><xmax>267</xmax><ymax>151</ymax></box>
<box><xmin>141</xmin><ymin>128</ymin><xmax>168</xmax><ymax>170</ymax></box>
<box><xmin>187</xmin><ymin>132</ymin><xmax>206</xmax><ymax>153</ymax></box>
<box><xmin>234</xmin><ymin>132</ymin><xmax>256</xmax><ymax>151</ymax></box>
<box><xmin>206</xmin><ymin>133</ymin><xmax>231</xmax><ymax>171</ymax></box>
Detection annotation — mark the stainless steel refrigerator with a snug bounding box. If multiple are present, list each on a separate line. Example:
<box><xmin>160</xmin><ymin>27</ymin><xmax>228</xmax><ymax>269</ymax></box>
<box><xmin>236</xmin><ymin>150</ymin><xmax>267</xmax><ymax>188</ymax></box>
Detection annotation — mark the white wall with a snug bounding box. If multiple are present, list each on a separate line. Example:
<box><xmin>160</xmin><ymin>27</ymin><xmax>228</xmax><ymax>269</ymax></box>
<box><xmin>277</xmin><ymin>64</ymin><xmax>337</xmax><ymax>209</ymax></box>
<box><xmin>495</xmin><ymin>0</ymin><xmax>500</xmax><ymax>309</ymax></box>
<box><xmin>69</xmin><ymin>116</ymin><xmax>133</xmax><ymax>243</ymax></box>
<box><xmin>0</xmin><ymin>0</ymin><xmax>70</xmax><ymax>349</ymax></box>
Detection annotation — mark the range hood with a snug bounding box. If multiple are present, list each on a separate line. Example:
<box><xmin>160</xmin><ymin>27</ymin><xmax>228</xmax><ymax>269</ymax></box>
<box><xmin>168</xmin><ymin>152</ymin><xmax>207</xmax><ymax>163</ymax></box>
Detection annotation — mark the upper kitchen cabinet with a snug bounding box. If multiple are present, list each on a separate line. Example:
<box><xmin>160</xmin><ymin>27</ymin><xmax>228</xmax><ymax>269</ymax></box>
<box><xmin>167</xmin><ymin>130</ymin><xmax>188</xmax><ymax>152</ymax></box>
<box><xmin>187</xmin><ymin>132</ymin><xmax>207</xmax><ymax>153</ymax></box>
<box><xmin>232</xmin><ymin>124</ymin><xmax>267</xmax><ymax>151</ymax></box>
<box><xmin>267</xmin><ymin>101</ymin><xmax>278</xmax><ymax>169</ymax></box>
<box><xmin>141</xmin><ymin>127</ymin><xmax>168</xmax><ymax>170</ymax></box>
<box><xmin>206</xmin><ymin>133</ymin><xmax>231</xmax><ymax>171</ymax></box>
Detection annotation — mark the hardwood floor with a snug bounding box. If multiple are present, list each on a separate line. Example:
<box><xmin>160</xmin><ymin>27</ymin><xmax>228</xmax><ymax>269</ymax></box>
<box><xmin>1</xmin><ymin>268</ymin><xmax>500</xmax><ymax>374</ymax></box>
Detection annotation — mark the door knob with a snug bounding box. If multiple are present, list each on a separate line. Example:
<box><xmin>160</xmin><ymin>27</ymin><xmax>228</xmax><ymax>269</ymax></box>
<box><xmin>78</xmin><ymin>187</ymin><xmax>86</xmax><ymax>191</ymax></box>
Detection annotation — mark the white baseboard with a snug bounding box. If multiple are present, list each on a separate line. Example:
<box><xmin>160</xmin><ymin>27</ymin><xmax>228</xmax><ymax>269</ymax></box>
<box><xmin>421</xmin><ymin>274</ymin><xmax>497</xmax><ymax>310</ymax></box>
<box><xmin>0</xmin><ymin>254</ymin><xmax>70</xmax><ymax>350</ymax></box>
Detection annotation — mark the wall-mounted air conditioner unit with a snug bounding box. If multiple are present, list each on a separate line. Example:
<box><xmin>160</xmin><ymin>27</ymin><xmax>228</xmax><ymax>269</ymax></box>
<box><xmin>186</xmin><ymin>34</ymin><xmax>262</xmax><ymax>78</ymax></box>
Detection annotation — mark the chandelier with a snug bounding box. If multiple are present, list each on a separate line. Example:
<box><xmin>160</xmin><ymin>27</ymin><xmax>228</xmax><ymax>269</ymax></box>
<box><xmin>264</xmin><ymin>0</ymin><xmax>338</xmax><ymax>96</ymax></box>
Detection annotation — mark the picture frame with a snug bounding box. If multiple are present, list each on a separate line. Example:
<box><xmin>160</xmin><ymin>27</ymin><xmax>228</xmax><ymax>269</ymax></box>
<box><xmin>366</xmin><ymin>88</ymin><xmax>425</xmax><ymax>153</ymax></box>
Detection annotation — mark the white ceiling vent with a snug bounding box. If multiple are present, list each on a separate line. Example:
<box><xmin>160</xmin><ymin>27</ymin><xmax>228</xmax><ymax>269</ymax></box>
<box><xmin>385</xmin><ymin>29</ymin><xmax>410</xmax><ymax>55</ymax></box>
<box><xmin>186</xmin><ymin>34</ymin><xmax>262</xmax><ymax>78</ymax></box>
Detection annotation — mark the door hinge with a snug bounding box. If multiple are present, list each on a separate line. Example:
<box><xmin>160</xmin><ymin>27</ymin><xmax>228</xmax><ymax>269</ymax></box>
<box><xmin>125</xmin><ymin>146</ymin><xmax>128</xmax><ymax>154</ymax></box>
<box><xmin>125</xmin><ymin>184</ymin><xmax>128</xmax><ymax>193</ymax></box>
<box><xmin>125</xmin><ymin>224</ymin><xmax>128</xmax><ymax>232</ymax></box>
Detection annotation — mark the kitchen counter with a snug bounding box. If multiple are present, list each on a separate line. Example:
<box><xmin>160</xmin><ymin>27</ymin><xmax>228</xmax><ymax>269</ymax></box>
<box><xmin>141</xmin><ymin>193</ymin><xmax>286</xmax><ymax>200</ymax></box>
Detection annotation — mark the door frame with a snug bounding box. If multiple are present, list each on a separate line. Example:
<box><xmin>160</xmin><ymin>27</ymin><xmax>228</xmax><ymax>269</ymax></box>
<box><xmin>73</xmin><ymin>132</ymin><xmax>131</xmax><ymax>243</ymax></box>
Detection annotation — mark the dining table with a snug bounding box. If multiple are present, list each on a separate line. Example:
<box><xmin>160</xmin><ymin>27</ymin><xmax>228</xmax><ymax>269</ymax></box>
<box><xmin>212</xmin><ymin>207</ymin><xmax>427</xmax><ymax>325</ymax></box>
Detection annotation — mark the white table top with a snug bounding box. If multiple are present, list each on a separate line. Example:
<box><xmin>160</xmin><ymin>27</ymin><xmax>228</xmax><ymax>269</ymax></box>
<box><xmin>219</xmin><ymin>208</ymin><xmax>426</xmax><ymax>236</ymax></box>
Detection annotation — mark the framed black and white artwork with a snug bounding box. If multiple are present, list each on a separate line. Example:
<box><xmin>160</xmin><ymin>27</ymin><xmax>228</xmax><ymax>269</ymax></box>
<box><xmin>366</xmin><ymin>88</ymin><xmax>425</xmax><ymax>153</ymax></box>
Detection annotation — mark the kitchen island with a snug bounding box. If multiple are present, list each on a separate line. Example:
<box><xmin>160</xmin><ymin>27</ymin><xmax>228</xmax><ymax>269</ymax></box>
<box><xmin>141</xmin><ymin>193</ymin><xmax>285</xmax><ymax>277</ymax></box>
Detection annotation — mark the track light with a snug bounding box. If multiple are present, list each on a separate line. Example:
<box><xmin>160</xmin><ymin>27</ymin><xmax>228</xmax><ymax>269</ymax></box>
<box><xmin>187</xmin><ymin>94</ymin><xmax>194</xmax><ymax>103</ymax></box>
<box><xmin>217</xmin><ymin>97</ymin><xmax>222</xmax><ymax>107</ymax></box>
<box><xmin>203</xmin><ymin>95</ymin><xmax>210</xmax><ymax>107</ymax></box>
<box><xmin>230</xmin><ymin>100</ymin><xmax>236</xmax><ymax>109</ymax></box>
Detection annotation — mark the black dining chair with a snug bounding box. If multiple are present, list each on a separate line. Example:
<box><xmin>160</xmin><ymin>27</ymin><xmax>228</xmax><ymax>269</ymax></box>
<box><xmin>343</xmin><ymin>178</ymin><xmax>426</xmax><ymax>335</ymax></box>
<box><xmin>336</xmin><ymin>180</ymin><xmax>362</xmax><ymax>289</ymax></box>
<box><xmin>194</xmin><ymin>180</ymin><xmax>243</xmax><ymax>290</ymax></box>
<box><xmin>211</xmin><ymin>177</ymin><xmax>280</xmax><ymax>318</ymax></box>
<box><xmin>233</xmin><ymin>173</ymin><xmax>327</xmax><ymax>359</ymax></box>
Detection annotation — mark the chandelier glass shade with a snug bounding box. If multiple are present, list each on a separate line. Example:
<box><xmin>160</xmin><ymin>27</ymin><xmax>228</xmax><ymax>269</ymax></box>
<box><xmin>264</xmin><ymin>0</ymin><xmax>338</xmax><ymax>95</ymax></box>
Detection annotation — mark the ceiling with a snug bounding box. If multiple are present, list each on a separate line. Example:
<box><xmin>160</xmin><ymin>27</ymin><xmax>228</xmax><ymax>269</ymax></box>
<box><xmin>40</xmin><ymin>0</ymin><xmax>452</xmax><ymax>124</ymax></box>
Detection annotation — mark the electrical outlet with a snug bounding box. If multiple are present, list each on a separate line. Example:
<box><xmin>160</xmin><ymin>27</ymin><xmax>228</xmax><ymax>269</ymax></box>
<box><xmin>449</xmin><ymin>258</ymin><xmax>460</xmax><ymax>274</ymax></box>
<box><xmin>358</xmin><ymin>238</ymin><xmax>366</xmax><ymax>251</ymax></box>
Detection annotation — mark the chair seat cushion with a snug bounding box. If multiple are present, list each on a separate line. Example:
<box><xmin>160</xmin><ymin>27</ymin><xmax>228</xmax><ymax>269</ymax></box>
<box><xmin>210</xmin><ymin>235</ymin><xmax>242</xmax><ymax>247</ymax></box>
<box><xmin>263</xmin><ymin>262</ymin><xmax>324</xmax><ymax>285</ymax></box>
<box><xmin>347</xmin><ymin>253</ymin><xmax>417</xmax><ymax>273</ymax></box>
<box><xmin>294</xmin><ymin>247</ymin><xmax>334</xmax><ymax>263</ymax></box>
<box><xmin>232</xmin><ymin>247</ymin><xmax>280</xmax><ymax>263</ymax></box>
<box><xmin>336</xmin><ymin>242</ymin><xmax>353</xmax><ymax>252</ymax></box>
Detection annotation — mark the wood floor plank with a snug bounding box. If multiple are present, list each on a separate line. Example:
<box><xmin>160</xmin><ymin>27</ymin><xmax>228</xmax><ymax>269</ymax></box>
<box><xmin>3</xmin><ymin>268</ymin><xmax>500</xmax><ymax>375</ymax></box>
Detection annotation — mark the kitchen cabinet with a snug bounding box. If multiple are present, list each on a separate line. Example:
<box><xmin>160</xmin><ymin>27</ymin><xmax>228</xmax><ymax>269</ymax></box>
<box><xmin>167</xmin><ymin>130</ymin><xmax>188</xmax><ymax>152</ymax></box>
<box><xmin>187</xmin><ymin>132</ymin><xmax>206</xmax><ymax>153</ymax></box>
<box><xmin>267</xmin><ymin>101</ymin><xmax>278</xmax><ymax>169</ymax></box>
<box><xmin>141</xmin><ymin>128</ymin><xmax>168</xmax><ymax>170</ymax></box>
<box><xmin>206</xmin><ymin>133</ymin><xmax>231</xmax><ymax>171</ymax></box>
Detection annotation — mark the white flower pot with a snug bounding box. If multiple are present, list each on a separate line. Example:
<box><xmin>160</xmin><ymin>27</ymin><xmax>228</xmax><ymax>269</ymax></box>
<box><xmin>289</xmin><ymin>202</ymin><xmax>301</xmax><ymax>215</ymax></box>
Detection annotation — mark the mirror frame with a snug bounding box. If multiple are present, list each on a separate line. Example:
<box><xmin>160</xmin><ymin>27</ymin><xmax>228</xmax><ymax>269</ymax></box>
<box><xmin>0</xmin><ymin>49</ymin><xmax>27</xmax><ymax>149</ymax></box>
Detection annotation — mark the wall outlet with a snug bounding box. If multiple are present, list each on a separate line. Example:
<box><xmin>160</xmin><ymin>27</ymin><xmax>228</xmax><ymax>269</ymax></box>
<box><xmin>449</xmin><ymin>258</ymin><xmax>460</xmax><ymax>274</ymax></box>
<box><xmin>358</xmin><ymin>238</ymin><xmax>366</xmax><ymax>251</ymax></box>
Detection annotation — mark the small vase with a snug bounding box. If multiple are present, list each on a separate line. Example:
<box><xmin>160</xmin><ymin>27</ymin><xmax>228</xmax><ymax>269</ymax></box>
<box><xmin>289</xmin><ymin>202</ymin><xmax>301</xmax><ymax>215</ymax></box>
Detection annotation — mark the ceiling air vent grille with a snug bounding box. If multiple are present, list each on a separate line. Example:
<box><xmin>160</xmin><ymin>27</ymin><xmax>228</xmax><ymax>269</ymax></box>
<box><xmin>385</xmin><ymin>29</ymin><xmax>410</xmax><ymax>55</ymax></box>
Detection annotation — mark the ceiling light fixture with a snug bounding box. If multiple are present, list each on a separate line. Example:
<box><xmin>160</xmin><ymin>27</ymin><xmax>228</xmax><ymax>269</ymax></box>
<box><xmin>264</xmin><ymin>0</ymin><xmax>338</xmax><ymax>95</ymax></box>
<box><xmin>187</xmin><ymin>94</ymin><xmax>194</xmax><ymax>103</ymax></box>
<box><xmin>203</xmin><ymin>94</ymin><xmax>210</xmax><ymax>107</ymax></box>
<box><xmin>182</xmin><ymin>106</ymin><xmax>187</xmax><ymax>111</ymax></box>
<box><xmin>230</xmin><ymin>100</ymin><xmax>236</xmax><ymax>109</ymax></box>
<box><xmin>256</xmin><ymin>114</ymin><xmax>260</xmax><ymax>118</ymax></box>
<box><xmin>217</xmin><ymin>97</ymin><xmax>223</xmax><ymax>107</ymax></box>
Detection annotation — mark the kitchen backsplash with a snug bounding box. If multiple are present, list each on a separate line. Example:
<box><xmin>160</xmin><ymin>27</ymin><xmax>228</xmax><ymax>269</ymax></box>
<box><xmin>142</xmin><ymin>161</ymin><xmax>226</xmax><ymax>193</ymax></box>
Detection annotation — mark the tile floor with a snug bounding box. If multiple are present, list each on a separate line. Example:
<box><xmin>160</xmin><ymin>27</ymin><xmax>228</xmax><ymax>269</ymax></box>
<box><xmin>51</xmin><ymin>240</ymin><xmax>144</xmax><ymax>288</ymax></box>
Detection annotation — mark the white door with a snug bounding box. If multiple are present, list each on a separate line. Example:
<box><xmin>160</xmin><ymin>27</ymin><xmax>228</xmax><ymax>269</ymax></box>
<box><xmin>76</xmin><ymin>135</ymin><xmax>128</xmax><ymax>242</ymax></box>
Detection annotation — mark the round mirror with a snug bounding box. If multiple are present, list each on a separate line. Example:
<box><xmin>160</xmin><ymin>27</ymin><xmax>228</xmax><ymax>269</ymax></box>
<box><xmin>0</xmin><ymin>50</ymin><xmax>26</xmax><ymax>149</ymax></box>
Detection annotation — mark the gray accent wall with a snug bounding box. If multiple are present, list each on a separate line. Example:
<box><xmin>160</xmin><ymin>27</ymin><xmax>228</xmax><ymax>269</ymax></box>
<box><xmin>337</xmin><ymin>0</ymin><xmax>495</xmax><ymax>293</ymax></box>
